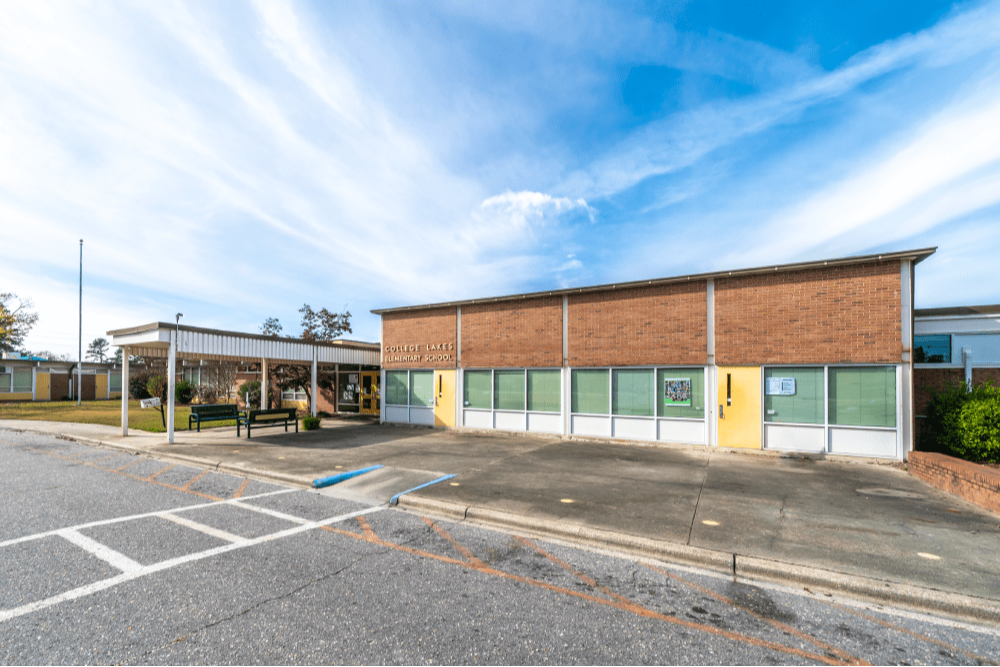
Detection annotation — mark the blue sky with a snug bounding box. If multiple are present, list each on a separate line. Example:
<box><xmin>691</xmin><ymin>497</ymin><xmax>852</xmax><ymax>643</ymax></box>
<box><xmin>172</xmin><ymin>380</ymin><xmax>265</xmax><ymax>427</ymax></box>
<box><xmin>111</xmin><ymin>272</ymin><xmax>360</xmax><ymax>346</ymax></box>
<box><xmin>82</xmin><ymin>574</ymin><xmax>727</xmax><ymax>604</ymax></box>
<box><xmin>2</xmin><ymin>0</ymin><xmax>999</xmax><ymax>356</ymax></box>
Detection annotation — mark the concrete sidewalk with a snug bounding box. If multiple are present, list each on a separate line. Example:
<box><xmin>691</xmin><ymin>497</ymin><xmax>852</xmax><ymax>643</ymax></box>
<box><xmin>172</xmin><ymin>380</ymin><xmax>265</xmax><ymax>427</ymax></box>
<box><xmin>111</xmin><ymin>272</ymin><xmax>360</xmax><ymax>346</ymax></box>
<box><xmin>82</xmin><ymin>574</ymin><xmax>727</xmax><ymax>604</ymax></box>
<box><xmin>3</xmin><ymin>417</ymin><xmax>999</xmax><ymax>622</ymax></box>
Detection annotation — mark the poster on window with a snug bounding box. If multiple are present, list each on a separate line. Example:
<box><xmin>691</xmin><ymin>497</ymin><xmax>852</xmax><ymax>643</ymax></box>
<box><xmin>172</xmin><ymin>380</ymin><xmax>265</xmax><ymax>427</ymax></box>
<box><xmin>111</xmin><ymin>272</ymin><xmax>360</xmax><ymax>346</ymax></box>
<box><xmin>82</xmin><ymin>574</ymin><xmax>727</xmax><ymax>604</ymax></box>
<box><xmin>766</xmin><ymin>377</ymin><xmax>796</xmax><ymax>395</ymax></box>
<box><xmin>663</xmin><ymin>378</ymin><xmax>691</xmax><ymax>406</ymax></box>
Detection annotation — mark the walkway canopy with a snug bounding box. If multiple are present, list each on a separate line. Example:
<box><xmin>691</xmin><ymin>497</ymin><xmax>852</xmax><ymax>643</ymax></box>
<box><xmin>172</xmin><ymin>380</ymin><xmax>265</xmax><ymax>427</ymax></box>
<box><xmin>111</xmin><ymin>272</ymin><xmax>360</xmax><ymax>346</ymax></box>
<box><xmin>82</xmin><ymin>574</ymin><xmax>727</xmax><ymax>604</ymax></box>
<box><xmin>108</xmin><ymin>322</ymin><xmax>380</xmax><ymax>443</ymax></box>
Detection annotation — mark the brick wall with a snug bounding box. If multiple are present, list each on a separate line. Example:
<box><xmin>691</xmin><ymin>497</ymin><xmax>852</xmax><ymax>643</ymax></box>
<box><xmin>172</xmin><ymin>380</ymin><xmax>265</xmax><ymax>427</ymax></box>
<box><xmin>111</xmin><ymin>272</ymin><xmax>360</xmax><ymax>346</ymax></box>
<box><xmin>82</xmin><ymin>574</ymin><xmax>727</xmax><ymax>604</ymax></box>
<box><xmin>568</xmin><ymin>282</ymin><xmax>706</xmax><ymax>367</ymax></box>
<box><xmin>716</xmin><ymin>262</ymin><xmax>901</xmax><ymax>365</ymax></box>
<box><xmin>381</xmin><ymin>308</ymin><xmax>457</xmax><ymax>369</ymax></box>
<box><xmin>909</xmin><ymin>451</ymin><xmax>1000</xmax><ymax>515</ymax></box>
<box><xmin>462</xmin><ymin>297</ymin><xmax>562</xmax><ymax>368</ymax></box>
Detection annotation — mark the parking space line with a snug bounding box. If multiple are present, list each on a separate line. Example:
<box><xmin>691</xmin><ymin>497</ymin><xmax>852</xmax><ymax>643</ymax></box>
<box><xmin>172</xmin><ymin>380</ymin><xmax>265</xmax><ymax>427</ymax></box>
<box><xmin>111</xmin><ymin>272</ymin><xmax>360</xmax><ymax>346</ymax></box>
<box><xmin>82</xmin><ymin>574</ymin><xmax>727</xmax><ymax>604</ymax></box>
<box><xmin>515</xmin><ymin>536</ymin><xmax>634</xmax><ymax>606</ymax></box>
<box><xmin>145</xmin><ymin>464</ymin><xmax>175</xmax><ymax>481</ymax></box>
<box><xmin>114</xmin><ymin>459</ymin><xmax>143</xmax><ymax>472</ymax></box>
<box><xmin>231</xmin><ymin>500</ymin><xmax>311</xmax><ymax>524</ymax></box>
<box><xmin>57</xmin><ymin>528</ymin><xmax>142</xmax><ymax>574</ymax></box>
<box><xmin>232</xmin><ymin>479</ymin><xmax>250</xmax><ymax>499</ymax></box>
<box><xmin>0</xmin><ymin>505</ymin><xmax>385</xmax><ymax>624</ymax></box>
<box><xmin>162</xmin><ymin>514</ymin><xmax>243</xmax><ymax>543</ymax></box>
<box><xmin>421</xmin><ymin>516</ymin><xmax>484</xmax><ymax>566</ymax></box>
<box><xmin>0</xmin><ymin>489</ymin><xmax>297</xmax><ymax>549</ymax></box>
<box><xmin>180</xmin><ymin>470</ymin><xmax>210</xmax><ymax>490</ymax></box>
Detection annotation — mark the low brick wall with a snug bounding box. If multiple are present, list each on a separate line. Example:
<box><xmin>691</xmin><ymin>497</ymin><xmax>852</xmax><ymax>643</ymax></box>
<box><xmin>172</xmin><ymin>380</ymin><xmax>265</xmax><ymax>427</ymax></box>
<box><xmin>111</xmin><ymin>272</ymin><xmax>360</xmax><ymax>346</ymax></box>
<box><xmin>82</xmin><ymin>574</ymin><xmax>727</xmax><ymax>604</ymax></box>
<box><xmin>909</xmin><ymin>451</ymin><xmax>1000</xmax><ymax>515</ymax></box>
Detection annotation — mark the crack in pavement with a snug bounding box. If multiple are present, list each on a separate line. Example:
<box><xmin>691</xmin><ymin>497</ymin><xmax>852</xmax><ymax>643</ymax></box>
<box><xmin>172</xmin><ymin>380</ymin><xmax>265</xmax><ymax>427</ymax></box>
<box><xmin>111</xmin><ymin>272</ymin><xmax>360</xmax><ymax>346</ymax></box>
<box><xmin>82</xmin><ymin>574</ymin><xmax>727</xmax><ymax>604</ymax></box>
<box><xmin>130</xmin><ymin>552</ymin><xmax>376</xmax><ymax>664</ymax></box>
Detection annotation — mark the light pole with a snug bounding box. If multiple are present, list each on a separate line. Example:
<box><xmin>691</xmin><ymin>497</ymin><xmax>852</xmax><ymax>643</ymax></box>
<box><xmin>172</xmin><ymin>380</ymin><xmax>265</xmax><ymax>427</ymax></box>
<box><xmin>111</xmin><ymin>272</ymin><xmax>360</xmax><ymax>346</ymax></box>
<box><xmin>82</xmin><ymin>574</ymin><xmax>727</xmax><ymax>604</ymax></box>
<box><xmin>77</xmin><ymin>239</ymin><xmax>83</xmax><ymax>406</ymax></box>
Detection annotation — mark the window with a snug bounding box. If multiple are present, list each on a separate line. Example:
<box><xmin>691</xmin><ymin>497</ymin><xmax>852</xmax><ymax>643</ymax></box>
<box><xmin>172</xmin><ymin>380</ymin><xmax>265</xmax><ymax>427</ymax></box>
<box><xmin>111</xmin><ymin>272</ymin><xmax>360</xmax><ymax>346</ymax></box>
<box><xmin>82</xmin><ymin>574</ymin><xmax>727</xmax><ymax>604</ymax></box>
<box><xmin>571</xmin><ymin>369</ymin><xmax>609</xmax><ymax>415</ymax></box>
<box><xmin>657</xmin><ymin>368</ymin><xmax>705</xmax><ymax>419</ymax></box>
<box><xmin>12</xmin><ymin>369</ymin><xmax>31</xmax><ymax>393</ymax></box>
<box><xmin>409</xmin><ymin>371</ymin><xmax>434</xmax><ymax>408</ymax></box>
<box><xmin>281</xmin><ymin>387</ymin><xmax>307</xmax><ymax>401</ymax></box>
<box><xmin>463</xmin><ymin>370</ymin><xmax>491</xmax><ymax>409</ymax></box>
<box><xmin>914</xmin><ymin>335</ymin><xmax>951</xmax><ymax>363</ymax></box>
<box><xmin>386</xmin><ymin>371</ymin><xmax>408</xmax><ymax>405</ymax></box>
<box><xmin>183</xmin><ymin>367</ymin><xmax>200</xmax><ymax>385</ymax></box>
<box><xmin>494</xmin><ymin>370</ymin><xmax>525</xmax><ymax>411</ymax></box>
<box><xmin>829</xmin><ymin>367</ymin><xmax>896</xmax><ymax>428</ymax></box>
<box><xmin>612</xmin><ymin>369</ymin><xmax>654</xmax><ymax>417</ymax></box>
<box><xmin>0</xmin><ymin>371</ymin><xmax>10</xmax><ymax>392</ymax></box>
<box><xmin>764</xmin><ymin>367</ymin><xmax>823</xmax><ymax>424</ymax></box>
<box><xmin>110</xmin><ymin>373</ymin><xmax>122</xmax><ymax>391</ymax></box>
<box><xmin>527</xmin><ymin>370</ymin><xmax>561</xmax><ymax>412</ymax></box>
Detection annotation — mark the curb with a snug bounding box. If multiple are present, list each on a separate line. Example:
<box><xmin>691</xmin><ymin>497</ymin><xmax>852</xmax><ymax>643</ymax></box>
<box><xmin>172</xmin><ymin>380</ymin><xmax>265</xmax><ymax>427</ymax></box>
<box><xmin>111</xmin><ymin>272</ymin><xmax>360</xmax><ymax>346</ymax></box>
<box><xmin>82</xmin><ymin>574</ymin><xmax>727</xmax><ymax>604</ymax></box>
<box><xmin>397</xmin><ymin>495</ymin><xmax>1000</xmax><ymax>625</ymax></box>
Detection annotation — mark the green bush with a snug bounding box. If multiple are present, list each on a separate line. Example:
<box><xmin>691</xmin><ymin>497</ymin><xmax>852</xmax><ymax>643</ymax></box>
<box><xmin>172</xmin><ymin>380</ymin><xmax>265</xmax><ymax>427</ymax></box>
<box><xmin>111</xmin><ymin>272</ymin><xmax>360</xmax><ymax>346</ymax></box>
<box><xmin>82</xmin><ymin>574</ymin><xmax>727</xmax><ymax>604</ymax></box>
<box><xmin>302</xmin><ymin>415</ymin><xmax>321</xmax><ymax>431</ymax></box>
<box><xmin>239</xmin><ymin>379</ymin><xmax>261</xmax><ymax>410</ymax></box>
<box><xmin>175</xmin><ymin>380</ymin><xmax>195</xmax><ymax>404</ymax></box>
<box><xmin>129</xmin><ymin>370</ymin><xmax>152</xmax><ymax>400</ymax></box>
<box><xmin>146</xmin><ymin>375</ymin><xmax>167</xmax><ymax>401</ymax></box>
<box><xmin>921</xmin><ymin>380</ymin><xmax>1000</xmax><ymax>463</ymax></box>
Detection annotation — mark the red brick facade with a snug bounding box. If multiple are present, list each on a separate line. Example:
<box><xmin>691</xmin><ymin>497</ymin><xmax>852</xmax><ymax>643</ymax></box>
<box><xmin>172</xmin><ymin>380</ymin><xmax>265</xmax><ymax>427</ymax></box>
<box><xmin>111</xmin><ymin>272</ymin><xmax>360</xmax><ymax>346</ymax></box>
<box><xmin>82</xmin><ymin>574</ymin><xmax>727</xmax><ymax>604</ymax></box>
<box><xmin>462</xmin><ymin>298</ymin><xmax>562</xmax><ymax>368</ymax></box>
<box><xmin>909</xmin><ymin>451</ymin><xmax>1000</xmax><ymax>516</ymax></box>
<box><xmin>567</xmin><ymin>282</ymin><xmax>707</xmax><ymax>367</ymax></box>
<box><xmin>381</xmin><ymin>308</ymin><xmax>458</xmax><ymax>369</ymax></box>
<box><xmin>715</xmin><ymin>262</ymin><xmax>902</xmax><ymax>365</ymax></box>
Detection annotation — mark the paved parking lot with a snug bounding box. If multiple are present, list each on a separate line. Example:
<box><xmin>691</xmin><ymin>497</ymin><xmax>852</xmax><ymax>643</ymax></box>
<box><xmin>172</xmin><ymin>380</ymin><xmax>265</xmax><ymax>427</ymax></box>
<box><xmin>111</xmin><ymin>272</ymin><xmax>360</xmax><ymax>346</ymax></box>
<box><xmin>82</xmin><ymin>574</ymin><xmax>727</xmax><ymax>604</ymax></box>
<box><xmin>2</xmin><ymin>428</ymin><xmax>1000</xmax><ymax>665</ymax></box>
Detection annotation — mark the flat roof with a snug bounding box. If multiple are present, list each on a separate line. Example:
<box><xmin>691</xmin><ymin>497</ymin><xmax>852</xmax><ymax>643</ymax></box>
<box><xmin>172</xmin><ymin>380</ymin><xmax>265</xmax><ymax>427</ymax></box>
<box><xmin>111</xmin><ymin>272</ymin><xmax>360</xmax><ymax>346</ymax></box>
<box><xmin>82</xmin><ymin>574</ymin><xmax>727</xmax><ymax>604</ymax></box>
<box><xmin>372</xmin><ymin>247</ymin><xmax>937</xmax><ymax>315</ymax></box>
<box><xmin>914</xmin><ymin>304</ymin><xmax>1000</xmax><ymax>318</ymax></box>
<box><xmin>106</xmin><ymin>322</ymin><xmax>380</xmax><ymax>350</ymax></box>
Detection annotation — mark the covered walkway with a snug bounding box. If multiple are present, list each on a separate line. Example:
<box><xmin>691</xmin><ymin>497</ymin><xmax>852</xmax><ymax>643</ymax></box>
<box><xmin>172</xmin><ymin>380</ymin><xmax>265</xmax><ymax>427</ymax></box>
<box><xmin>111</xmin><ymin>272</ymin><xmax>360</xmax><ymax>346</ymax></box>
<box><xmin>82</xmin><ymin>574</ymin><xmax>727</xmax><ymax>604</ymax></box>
<box><xmin>107</xmin><ymin>322</ymin><xmax>380</xmax><ymax>443</ymax></box>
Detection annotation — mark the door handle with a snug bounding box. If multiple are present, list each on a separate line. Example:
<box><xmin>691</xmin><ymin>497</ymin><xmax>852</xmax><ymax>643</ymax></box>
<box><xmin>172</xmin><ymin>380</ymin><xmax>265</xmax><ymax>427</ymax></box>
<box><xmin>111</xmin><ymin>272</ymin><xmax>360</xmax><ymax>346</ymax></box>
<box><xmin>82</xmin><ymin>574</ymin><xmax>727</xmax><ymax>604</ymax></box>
<box><xmin>719</xmin><ymin>404</ymin><xmax>724</xmax><ymax>419</ymax></box>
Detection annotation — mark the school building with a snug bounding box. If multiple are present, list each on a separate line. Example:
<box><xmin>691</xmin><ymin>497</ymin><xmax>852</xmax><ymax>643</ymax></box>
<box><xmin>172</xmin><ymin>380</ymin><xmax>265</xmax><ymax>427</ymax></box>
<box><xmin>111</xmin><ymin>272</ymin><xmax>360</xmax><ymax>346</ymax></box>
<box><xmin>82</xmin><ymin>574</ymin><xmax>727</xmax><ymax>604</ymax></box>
<box><xmin>373</xmin><ymin>248</ymin><xmax>935</xmax><ymax>461</ymax></box>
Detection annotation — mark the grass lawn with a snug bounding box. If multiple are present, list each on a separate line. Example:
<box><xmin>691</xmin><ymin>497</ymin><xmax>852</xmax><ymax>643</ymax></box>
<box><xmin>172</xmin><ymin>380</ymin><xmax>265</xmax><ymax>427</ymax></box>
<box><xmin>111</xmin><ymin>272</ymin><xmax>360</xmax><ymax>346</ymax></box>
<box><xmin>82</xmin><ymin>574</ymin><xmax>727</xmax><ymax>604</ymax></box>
<box><xmin>0</xmin><ymin>399</ymin><xmax>244</xmax><ymax>433</ymax></box>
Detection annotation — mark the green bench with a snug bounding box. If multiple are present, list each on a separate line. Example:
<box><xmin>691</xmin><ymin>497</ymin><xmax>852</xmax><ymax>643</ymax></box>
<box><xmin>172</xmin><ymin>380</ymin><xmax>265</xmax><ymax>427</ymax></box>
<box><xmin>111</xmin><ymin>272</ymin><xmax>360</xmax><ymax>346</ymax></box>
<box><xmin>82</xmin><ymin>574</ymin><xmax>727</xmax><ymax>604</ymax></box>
<box><xmin>246</xmin><ymin>408</ymin><xmax>299</xmax><ymax>438</ymax></box>
<box><xmin>189</xmin><ymin>404</ymin><xmax>246</xmax><ymax>436</ymax></box>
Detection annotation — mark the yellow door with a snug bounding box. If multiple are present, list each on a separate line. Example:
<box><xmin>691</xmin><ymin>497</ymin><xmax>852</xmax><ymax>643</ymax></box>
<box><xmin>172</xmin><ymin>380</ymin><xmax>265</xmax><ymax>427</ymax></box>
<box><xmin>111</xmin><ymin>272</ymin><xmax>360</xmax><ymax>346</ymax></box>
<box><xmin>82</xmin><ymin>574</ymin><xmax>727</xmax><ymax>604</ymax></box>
<box><xmin>717</xmin><ymin>366</ymin><xmax>762</xmax><ymax>449</ymax></box>
<box><xmin>434</xmin><ymin>370</ymin><xmax>456</xmax><ymax>427</ymax></box>
<box><xmin>36</xmin><ymin>372</ymin><xmax>50</xmax><ymax>401</ymax></box>
<box><xmin>359</xmin><ymin>372</ymin><xmax>380</xmax><ymax>415</ymax></box>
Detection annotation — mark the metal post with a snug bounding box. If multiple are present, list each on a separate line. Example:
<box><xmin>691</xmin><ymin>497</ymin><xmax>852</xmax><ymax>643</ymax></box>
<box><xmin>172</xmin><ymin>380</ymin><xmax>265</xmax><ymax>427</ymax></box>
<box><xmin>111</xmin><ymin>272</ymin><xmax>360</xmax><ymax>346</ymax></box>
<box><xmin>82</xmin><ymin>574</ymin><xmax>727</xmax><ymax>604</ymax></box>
<box><xmin>261</xmin><ymin>358</ymin><xmax>268</xmax><ymax>410</ymax></box>
<box><xmin>77</xmin><ymin>239</ymin><xmax>82</xmax><ymax>406</ymax></box>
<box><xmin>963</xmin><ymin>347</ymin><xmax>973</xmax><ymax>390</ymax></box>
<box><xmin>311</xmin><ymin>348</ymin><xmax>318</xmax><ymax>418</ymax></box>
<box><xmin>167</xmin><ymin>331</ymin><xmax>176</xmax><ymax>444</ymax></box>
<box><xmin>121</xmin><ymin>347</ymin><xmax>129</xmax><ymax>437</ymax></box>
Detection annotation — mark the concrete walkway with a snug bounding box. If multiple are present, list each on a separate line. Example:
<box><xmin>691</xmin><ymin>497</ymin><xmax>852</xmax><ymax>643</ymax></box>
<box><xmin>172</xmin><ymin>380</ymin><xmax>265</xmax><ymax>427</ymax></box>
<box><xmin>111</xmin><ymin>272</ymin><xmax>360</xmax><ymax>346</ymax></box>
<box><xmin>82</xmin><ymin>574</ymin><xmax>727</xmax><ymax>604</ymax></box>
<box><xmin>2</xmin><ymin>417</ymin><xmax>999</xmax><ymax>622</ymax></box>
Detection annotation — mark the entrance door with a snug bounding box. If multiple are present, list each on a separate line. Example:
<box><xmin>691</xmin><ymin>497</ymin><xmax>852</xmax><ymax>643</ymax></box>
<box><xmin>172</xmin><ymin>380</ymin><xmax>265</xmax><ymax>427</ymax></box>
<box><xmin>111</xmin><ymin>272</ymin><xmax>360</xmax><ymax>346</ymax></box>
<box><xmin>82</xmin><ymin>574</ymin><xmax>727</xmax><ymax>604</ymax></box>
<box><xmin>717</xmin><ymin>366</ymin><xmax>762</xmax><ymax>449</ymax></box>
<box><xmin>359</xmin><ymin>372</ymin><xmax>380</xmax><ymax>416</ymax></box>
<box><xmin>434</xmin><ymin>370</ymin><xmax>455</xmax><ymax>427</ymax></box>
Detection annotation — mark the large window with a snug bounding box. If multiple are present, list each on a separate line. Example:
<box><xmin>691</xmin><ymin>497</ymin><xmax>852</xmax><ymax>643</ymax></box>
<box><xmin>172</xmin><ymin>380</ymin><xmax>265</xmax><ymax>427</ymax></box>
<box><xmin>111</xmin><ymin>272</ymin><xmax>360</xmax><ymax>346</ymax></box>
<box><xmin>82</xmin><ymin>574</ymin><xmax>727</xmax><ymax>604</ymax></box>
<box><xmin>914</xmin><ymin>335</ymin><xmax>951</xmax><ymax>364</ymax></box>
<box><xmin>409</xmin><ymin>371</ymin><xmax>434</xmax><ymax>408</ymax></box>
<box><xmin>571</xmin><ymin>369</ymin><xmax>610</xmax><ymax>415</ymax></box>
<box><xmin>281</xmin><ymin>387</ymin><xmax>307</xmax><ymax>401</ymax></box>
<box><xmin>494</xmin><ymin>370</ymin><xmax>526</xmax><ymax>411</ymax></box>
<box><xmin>612</xmin><ymin>369</ymin><xmax>654</xmax><ymax>417</ymax></box>
<box><xmin>385</xmin><ymin>371</ymin><xmax>409</xmax><ymax>405</ymax></box>
<box><xmin>764</xmin><ymin>367</ymin><xmax>824</xmax><ymax>424</ymax></box>
<box><xmin>527</xmin><ymin>370</ymin><xmax>561</xmax><ymax>412</ymax></box>
<box><xmin>110</xmin><ymin>372</ymin><xmax>122</xmax><ymax>391</ymax></box>
<box><xmin>829</xmin><ymin>367</ymin><xmax>896</xmax><ymax>428</ymax></box>
<box><xmin>464</xmin><ymin>370</ymin><xmax>492</xmax><ymax>409</ymax></box>
<box><xmin>657</xmin><ymin>368</ymin><xmax>705</xmax><ymax>419</ymax></box>
<box><xmin>12</xmin><ymin>369</ymin><xmax>31</xmax><ymax>393</ymax></box>
<box><xmin>0</xmin><ymin>371</ymin><xmax>9</xmax><ymax>392</ymax></box>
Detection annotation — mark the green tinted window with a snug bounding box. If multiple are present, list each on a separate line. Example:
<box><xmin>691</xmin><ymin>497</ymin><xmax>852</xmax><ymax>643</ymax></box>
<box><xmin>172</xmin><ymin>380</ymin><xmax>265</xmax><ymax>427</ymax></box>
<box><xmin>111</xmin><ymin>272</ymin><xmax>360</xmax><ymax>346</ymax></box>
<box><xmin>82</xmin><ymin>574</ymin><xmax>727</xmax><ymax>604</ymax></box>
<box><xmin>0</xmin><ymin>373</ymin><xmax>10</xmax><ymax>392</ymax></box>
<box><xmin>764</xmin><ymin>367</ymin><xmax>823</xmax><ymax>424</ymax></box>
<box><xmin>612</xmin><ymin>369</ymin><xmax>654</xmax><ymax>417</ymax></box>
<box><xmin>386</xmin><ymin>371</ymin><xmax>408</xmax><ymax>405</ymax></box>
<box><xmin>12</xmin><ymin>369</ymin><xmax>32</xmax><ymax>392</ymax></box>
<box><xmin>409</xmin><ymin>371</ymin><xmax>434</xmax><ymax>408</ymax></box>
<box><xmin>110</xmin><ymin>373</ymin><xmax>122</xmax><ymax>391</ymax></box>
<box><xmin>494</xmin><ymin>370</ymin><xmax>526</xmax><ymax>411</ymax></box>
<box><xmin>571</xmin><ymin>369</ymin><xmax>609</xmax><ymax>415</ymax></box>
<box><xmin>656</xmin><ymin>368</ymin><xmax>705</xmax><ymax>418</ymax></box>
<box><xmin>829</xmin><ymin>367</ymin><xmax>896</xmax><ymax>428</ymax></box>
<box><xmin>527</xmin><ymin>370</ymin><xmax>561</xmax><ymax>412</ymax></box>
<box><xmin>464</xmin><ymin>370</ymin><xmax>492</xmax><ymax>409</ymax></box>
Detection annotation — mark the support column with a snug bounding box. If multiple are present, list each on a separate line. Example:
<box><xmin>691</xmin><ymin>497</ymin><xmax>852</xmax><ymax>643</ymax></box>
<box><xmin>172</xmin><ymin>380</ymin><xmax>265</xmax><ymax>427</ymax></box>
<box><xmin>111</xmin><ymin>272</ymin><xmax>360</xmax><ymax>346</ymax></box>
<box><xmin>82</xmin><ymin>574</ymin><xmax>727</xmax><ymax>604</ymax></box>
<box><xmin>706</xmin><ymin>278</ymin><xmax>717</xmax><ymax>448</ymax></box>
<box><xmin>167</xmin><ymin>334</ymin><xmax>176</xmax><ymax>445</ymax></box>
<box><xmin>121</xmin><ymin>347</ymin><xmax>129</xmax><ymax>437</ymax></box>
<box><xmin>963</xmin><ymin>347</ymin><xmax>973</xmax><ymax>389</ymax></box>
<box><xmin>311</xmin><ymin>349</ymin><xmax>318</xmax><ymax>418</ymax></box>
<box><xmin>334</xmin><ymin>363</ymin><xmax>340</xmax><ymax>413</ymax></box>
<box><xmin>261</xmin><ymin>358</ymin><xmax>269</xmax><ymax>410</ymax></box>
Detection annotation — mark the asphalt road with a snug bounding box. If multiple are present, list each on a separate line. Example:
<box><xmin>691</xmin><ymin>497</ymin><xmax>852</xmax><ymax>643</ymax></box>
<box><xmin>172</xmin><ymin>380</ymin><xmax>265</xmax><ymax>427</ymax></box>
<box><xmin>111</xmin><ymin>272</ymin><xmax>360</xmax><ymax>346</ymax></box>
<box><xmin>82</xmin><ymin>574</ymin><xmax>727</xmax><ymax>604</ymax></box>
<box><xmin>1</xmin><ymin>429</ymin><xmax>998</xmax><ymax>666</ymax></box>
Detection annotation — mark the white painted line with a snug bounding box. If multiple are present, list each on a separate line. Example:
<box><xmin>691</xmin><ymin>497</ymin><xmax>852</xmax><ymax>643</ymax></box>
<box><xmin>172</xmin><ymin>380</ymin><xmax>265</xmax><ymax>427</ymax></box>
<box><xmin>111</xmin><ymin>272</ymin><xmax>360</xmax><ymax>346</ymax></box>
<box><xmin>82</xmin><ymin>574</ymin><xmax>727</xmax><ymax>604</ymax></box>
<box><xmin>0</xmin><ymin>489</ymin><xmax>297</xmax><ymax>549</ymax></box>
<box><xmin>56</xmin><ymin>529</ymin><xmax>142</xmax><ymax>574</ymax></box>
<box><xmin>161</xmin><ymin>514</ymin><xmax>242</xmax><ymax>543</ymax></box>
<box><xmin>0</xmin><ymin>505</ymin><xmax>384</xmax><ymax>624</ymax></box>
<box><xmin>230</xmin><ymin>500</ymin><xmax>310</xmax><ymax>524</ymax></box>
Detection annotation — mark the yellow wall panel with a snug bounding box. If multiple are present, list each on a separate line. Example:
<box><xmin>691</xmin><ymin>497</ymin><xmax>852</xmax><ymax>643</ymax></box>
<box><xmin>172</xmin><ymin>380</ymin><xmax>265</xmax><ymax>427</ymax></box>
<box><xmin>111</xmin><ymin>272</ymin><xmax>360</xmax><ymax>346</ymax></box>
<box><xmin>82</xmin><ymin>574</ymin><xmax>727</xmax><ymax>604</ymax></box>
<box><xmin>717</xmin><ymin>366</ymin><xmax>762</xmax><ymax>449</ymax></box>
<box><xmin>96</xmin><ymin>374</ymin><xmax>108</xmax><ymax>399</ymax></box>
<box><xmin>36</xmin><ymin>373</ymin><xmax>50</xmax><ymax>401</ymax></box>
<box><xmin>434</xmin><ymin>370</ymin><xmax>456</xmax><ymax>427</ymax></box>
<box><xmin>0</xmin><ymin>392</ymin><xmax>34</xmax><ymax>402</ymax></box>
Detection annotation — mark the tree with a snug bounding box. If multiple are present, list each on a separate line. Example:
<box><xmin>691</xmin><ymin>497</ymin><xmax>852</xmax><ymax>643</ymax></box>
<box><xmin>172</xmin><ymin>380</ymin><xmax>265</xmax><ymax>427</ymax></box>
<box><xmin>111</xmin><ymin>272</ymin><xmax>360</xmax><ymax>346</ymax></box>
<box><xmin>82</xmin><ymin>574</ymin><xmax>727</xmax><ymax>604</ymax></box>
<box><xmin>86</xmin><ymin>337</ymin><xmax>110</xmax><ymax>363</ymax></box>
<box><xmin>113</xmin><ymin>348</ymin><xmax>143</xmax><ymax>365</ymax></box>
<box><xmin>0</xmin><ymin>293</ymin><xmax>39</xmax><ymax>354</ymax></box>
<box><xmin>260</xmin><ymin>304</ymin><xmax>350</xmax><ymax>408</ymax></box>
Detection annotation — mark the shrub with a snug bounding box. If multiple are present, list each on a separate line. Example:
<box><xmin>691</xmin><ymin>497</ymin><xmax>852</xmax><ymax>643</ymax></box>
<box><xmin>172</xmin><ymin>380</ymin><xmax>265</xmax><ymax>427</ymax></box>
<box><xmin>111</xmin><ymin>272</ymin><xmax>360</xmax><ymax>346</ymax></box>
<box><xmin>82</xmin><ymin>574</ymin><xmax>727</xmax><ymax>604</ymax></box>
<box><xmin>239</xmin><ymin>379</ymin><xmax>261</xmax><ymax>410</ymax></box>
<box><xmin>921</xmin><ymin>380</ymin><xmax>1000</xmax><ymax>463</ymax></box>
<box><xmin>129</xmin><ymin>370</ymin><xmax>153</xmax><ymax>400</ymax></box>
<box><xmin>146</xmin><ymin>375</ymin><xmax>167</xmax><ymax>401</ymax></box>
<box><xmin>175</xmin><ymin>380</ymin><xmax>195</xmax><ymax>405</ymax></box>
<box><xmin>302</xmin><ymin>415</ymin><xmax>321</xmax><ymax>431</ymax></box>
